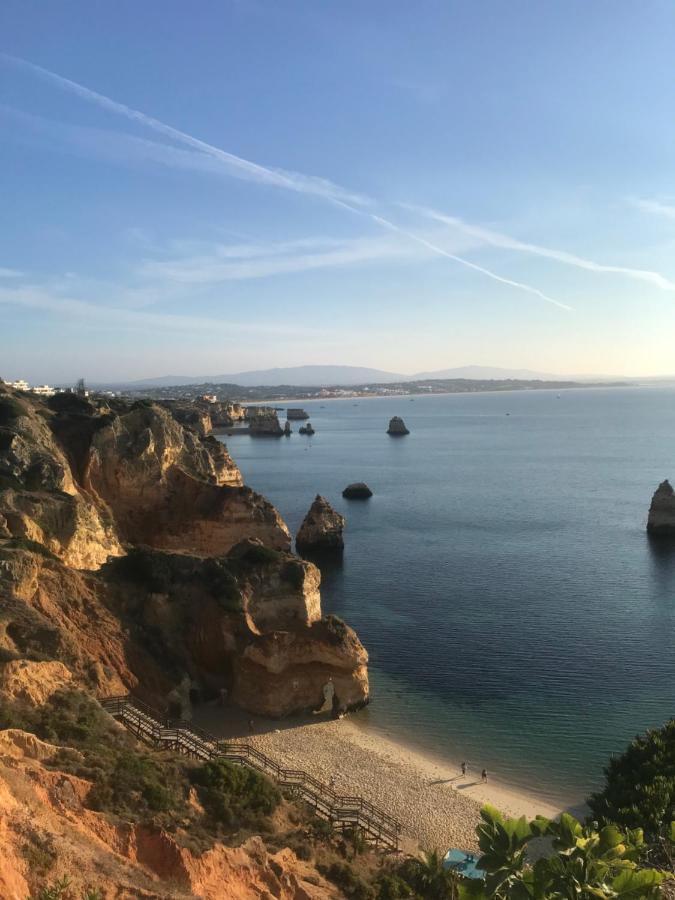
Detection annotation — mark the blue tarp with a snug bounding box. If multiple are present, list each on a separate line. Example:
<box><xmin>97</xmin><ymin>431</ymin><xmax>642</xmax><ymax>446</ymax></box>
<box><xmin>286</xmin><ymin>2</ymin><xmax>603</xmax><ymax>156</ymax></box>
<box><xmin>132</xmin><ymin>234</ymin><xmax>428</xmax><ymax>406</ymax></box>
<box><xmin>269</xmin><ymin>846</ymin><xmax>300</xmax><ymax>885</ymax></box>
<box><xmin>443</xmin><ymin>849</ymin><xmax>485</xmax><ymax>880</ymax></box>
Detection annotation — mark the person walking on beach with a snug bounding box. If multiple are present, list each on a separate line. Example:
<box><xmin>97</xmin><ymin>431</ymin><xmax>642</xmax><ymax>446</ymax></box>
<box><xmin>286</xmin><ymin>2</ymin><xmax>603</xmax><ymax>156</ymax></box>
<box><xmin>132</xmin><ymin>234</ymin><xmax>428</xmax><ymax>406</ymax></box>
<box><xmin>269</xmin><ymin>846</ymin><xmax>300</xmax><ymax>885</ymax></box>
<box><xmin>461</xmin><ymin>761</ymin><xmax>467</xmax><ymax>777</ymax></box>
<box><xmin>481</xmin><ymin>768</ymin><xmax>488</xmax><ymax>783</ymax></box>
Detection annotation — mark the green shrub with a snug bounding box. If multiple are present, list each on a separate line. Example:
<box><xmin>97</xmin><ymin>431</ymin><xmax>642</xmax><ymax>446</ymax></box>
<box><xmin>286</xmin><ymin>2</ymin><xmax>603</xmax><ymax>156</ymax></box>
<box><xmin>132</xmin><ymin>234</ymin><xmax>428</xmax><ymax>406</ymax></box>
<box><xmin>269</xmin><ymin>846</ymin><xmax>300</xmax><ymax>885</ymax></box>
<box><xmin>0</xmin><ymin>394</ymin><xmax>28</xmax><ymax>424</ymax></box>
<box><xmin>319</xmin><ymin>861</ymin><xmax>374</xmax><ymax>900</ymax></box>
<box><xmin>88</xmin><ymin>749</ymin><xmax>184</xmax><ymax>816</ymax></box>
<box><xmin>190</xmin><ymin>758</ymin><xmax>280</xmax><ymax>829</ymax></box>
<box><xmin>589</xmin><ymin>718</ymin><xmax>675</xmax><ymax>839</ymax></box>
<box><xmin>375</xmin><ymin>874</ymin><xmax>414</xmax><ymax>899</ymax></box>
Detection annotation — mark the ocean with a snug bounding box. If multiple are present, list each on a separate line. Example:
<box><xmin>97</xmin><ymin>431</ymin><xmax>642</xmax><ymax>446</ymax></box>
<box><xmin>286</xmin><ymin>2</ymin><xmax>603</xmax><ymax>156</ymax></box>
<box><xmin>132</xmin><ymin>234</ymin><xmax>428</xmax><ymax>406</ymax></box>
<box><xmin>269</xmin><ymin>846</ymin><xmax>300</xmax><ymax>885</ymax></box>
<box><xmin>218</xmin><ymin>386</ymin><xmax>675</xmax><ymax>808</ymax></box>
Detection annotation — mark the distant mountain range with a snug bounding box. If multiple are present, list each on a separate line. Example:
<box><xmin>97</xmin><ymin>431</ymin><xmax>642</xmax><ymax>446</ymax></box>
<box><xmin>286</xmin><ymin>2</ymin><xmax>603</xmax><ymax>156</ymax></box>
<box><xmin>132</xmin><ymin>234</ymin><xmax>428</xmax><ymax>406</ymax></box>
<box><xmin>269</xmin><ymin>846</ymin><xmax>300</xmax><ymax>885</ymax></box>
<box><xmin>126</xmin><ymin>364</ymin><xmax>564</xmax><ymax>388</ymax></box>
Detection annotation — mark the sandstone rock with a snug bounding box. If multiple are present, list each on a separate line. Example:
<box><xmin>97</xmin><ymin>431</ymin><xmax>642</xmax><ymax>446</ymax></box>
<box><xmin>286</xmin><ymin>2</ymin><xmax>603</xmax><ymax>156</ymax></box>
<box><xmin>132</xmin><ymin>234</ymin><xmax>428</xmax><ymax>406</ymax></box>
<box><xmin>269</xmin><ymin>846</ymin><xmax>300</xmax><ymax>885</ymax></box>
<box><xmin>296</xmin><ymin>495</ymin><xmax>345</xmax><ymax>552</ymax></box>
<box><xmin>0</xmin><ymin>386</ymin><xmax>368</xmax><ymax>722</ymax></box>
<box><xmin>248</xmin><ymin>408</ymin><xmax>284</xmax><ymax>436</ymax></box>
<box><xmin>342</xmin><ymin>482</ymin><xmax>373</xmax><ymax>499</ymax></box>
<box><xmin>387</xmin><ymin>415</ymin><xmax>410</xmax><ymax>435</ymax></box>
<box><xmin>0</xmin><ymin>659</ymin><xmax>73</xmax><ymax>707</ymax></box>
<box><xmin>647</xmin><ymin>479</ymin><xmax>675</xmax><ymax>536</ymax></box>
<box><xmin>232</xmin><ymin>616</ymin><xmax>369</xmax><ymax>717</ymax></box>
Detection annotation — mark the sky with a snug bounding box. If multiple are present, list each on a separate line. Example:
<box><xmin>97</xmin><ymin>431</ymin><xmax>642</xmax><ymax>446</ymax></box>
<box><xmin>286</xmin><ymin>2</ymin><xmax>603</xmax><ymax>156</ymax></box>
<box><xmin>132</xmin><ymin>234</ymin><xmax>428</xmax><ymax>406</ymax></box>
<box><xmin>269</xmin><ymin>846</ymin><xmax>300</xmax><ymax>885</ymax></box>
<box><xmin>2</xmin><ymin>0</ymin><xmax>675</xmax><ymax>383</ymax></box>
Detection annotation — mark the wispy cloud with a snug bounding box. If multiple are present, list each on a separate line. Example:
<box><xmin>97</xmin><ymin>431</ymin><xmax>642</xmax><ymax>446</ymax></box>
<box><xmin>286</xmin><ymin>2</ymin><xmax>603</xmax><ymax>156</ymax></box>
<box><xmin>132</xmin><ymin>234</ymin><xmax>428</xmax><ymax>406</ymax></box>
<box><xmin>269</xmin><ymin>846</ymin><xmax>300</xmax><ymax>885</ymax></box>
<box><xmin>0</xmin><ymin>267</ymin><xmax>23</xmax><ymax>278</ymax></box>
<box><xmin>632</xmin><ymin>198</ymin><xmax>675</xmax><ymax>222</ymax></box>
<box><xmin>1</xmin><ymin>53</ymin><xmax>573</xmax><ymax>311</ymax></box>
<box><xmin>0</xmin><ymin>283</ymin><xmax>320</xmax><ymax>337</ymax></box>
<box><xmin>405</xmin><ymin>204</ymin><xmax>675</xmax><ymax>291</ymax></box>
<box><xmin>137</xmin><ymin>233</ymin><xmax>460</xmax><ymax>284</ymax></box>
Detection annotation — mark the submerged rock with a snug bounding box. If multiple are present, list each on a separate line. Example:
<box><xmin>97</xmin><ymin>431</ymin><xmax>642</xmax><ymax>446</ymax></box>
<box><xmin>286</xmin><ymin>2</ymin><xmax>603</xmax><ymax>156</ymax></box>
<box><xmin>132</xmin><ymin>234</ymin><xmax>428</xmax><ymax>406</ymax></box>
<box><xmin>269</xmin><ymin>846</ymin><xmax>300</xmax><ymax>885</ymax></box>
<box><xmin>296</xmin><ymin>495</ymin><xmax>345</xmax><ymax>552</ymax></box>
<box><xmin>387</xmin><ymin>416</ymin><xmax>409</xmax><ymax>435</ymax></box>
<box><xmin>647</xmin><ymin>479</ymin><xmax>675</xmax><ymax>536</ymax></box>
<box><xmin>342</xmin><ymin>482</ymin><xmax>373</xmax><ymax>499</ymax></box>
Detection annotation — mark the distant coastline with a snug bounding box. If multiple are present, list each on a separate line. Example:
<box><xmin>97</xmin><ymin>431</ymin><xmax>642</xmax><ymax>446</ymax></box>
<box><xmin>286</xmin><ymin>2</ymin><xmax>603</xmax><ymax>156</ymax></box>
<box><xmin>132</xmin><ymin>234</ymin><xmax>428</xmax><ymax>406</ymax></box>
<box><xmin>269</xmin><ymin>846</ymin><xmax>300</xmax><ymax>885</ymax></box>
<box><xmin>119</xmin><ymin>377</ymin><xmax>632</xmax><ymax>406</ymax></box>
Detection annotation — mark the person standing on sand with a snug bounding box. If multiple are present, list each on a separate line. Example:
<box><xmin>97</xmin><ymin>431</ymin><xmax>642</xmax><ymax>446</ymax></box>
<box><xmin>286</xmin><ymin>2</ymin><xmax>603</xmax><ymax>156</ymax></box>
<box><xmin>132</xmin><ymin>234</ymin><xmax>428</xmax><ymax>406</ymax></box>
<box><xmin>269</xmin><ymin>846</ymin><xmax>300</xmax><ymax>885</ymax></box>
<box><xmin>481</xmin><ymin>768</ymin><xmax>488</xmax><ymax>782</ymax></box>
<box><xmin>461</xmin><ymin>761</ymin><xmax>467</xmax><ymax>777</ymax></box>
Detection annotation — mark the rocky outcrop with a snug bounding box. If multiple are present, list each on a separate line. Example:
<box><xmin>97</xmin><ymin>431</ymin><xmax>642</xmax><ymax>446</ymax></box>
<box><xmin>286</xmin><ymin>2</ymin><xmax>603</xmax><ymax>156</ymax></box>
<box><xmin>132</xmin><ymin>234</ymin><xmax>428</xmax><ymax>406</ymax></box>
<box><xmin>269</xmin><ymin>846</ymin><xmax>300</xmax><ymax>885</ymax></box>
<box><xmin>647</xmin><ymin>479</ymin><xmax>675</xmax><ymax>536</ymax></box>
<box><xmin>342</xmin><ymin>482</ymin><xmax>373</xmax><ymax>499</ymax></box>
<box><xmin>248</xmin><ymin>408</ymin><xmax>283</xmax><ymax>436</ymax></box>
<box><xmin>0</xmin><ymin>660</ymin><xmax>73</xmax><ymax>707</ymax></box>
<box><xmin>0</xmin><ymin>386</ymin><xmax>291</xmax><ymax>564</ymax></box>
<box><xmin>232</xmin><ymin>616</ymin><xmax>369</xmax><ymax>716</ymax></box>
<box><xmin>387</xmin><ymin>416</ymin><xmax>409</xmax><ymax>435</ymax></box>
<box><xmin>296</xmin><ymin>495</ymin><xmax>345</xmax><ymax>552</ymax></box>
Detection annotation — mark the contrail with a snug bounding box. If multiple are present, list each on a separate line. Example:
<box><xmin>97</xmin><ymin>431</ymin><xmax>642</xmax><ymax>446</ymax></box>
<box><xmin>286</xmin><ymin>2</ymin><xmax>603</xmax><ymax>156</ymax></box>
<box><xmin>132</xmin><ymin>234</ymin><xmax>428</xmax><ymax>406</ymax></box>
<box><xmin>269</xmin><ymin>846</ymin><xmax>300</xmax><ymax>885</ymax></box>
<box><xmin>0</xmin><ymin>53</ymin><xmax>368</xmax><ymax>206</ymax></box>
<box><xmin>1</xmin><ymin>52</ymin><xmax>571</xmax><ymax>311</ymax></box>
<box><xmin>364</xmin><ymin>214</ymin><xmax>572</xmax><ymax>310</ymax></box>
<box><xmin>405</xmin><ymin>203</ymin><xmax>675</xmax><ymax>292</ymax></box>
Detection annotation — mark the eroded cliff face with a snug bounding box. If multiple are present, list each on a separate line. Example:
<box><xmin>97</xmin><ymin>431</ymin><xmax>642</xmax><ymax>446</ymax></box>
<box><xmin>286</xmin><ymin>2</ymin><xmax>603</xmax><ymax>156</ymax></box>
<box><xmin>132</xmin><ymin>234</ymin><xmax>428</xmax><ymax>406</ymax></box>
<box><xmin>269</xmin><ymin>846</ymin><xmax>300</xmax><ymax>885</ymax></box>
<box><xmin>0</xmin><ymin>731</ymin><xmax>340</xmax><ymax>900</ymax></box>
<box><xmin>85</xmin><ymin>404</ymin><xmax>290</xmax><ymax>554</ymax></box>
<box><xmin>0</xmin><ymin>388</ymin><xmax>290</xmax><ymax>566</ymax></box>
<box><xmin>0</xmin><ymin>384</ymin><xmax>368</xmax><ymax>718</ymax></box>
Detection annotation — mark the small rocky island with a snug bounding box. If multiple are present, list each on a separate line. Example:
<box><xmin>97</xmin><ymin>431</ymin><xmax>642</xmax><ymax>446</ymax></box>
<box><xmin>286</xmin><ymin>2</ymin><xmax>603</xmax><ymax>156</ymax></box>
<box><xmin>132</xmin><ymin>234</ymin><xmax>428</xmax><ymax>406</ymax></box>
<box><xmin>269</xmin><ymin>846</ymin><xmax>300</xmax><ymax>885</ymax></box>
<box><xmin>387</xmin><ymin>415</ymin><xmax>409</xmax><ymax>435</ymax></box>
<box><xmin>296</xmin><ymin>495</ymin><xmax>345</xmax><ymax>552</ymax></box>
<box><xmin>647</xmin><ymin>479</ymin><xmax>675</xmax><ymax>536</ymax></box>
<box><xmin>342</xmin><ymin>482</ymin><xmax>373</xmax><ymax>499</ymax></box>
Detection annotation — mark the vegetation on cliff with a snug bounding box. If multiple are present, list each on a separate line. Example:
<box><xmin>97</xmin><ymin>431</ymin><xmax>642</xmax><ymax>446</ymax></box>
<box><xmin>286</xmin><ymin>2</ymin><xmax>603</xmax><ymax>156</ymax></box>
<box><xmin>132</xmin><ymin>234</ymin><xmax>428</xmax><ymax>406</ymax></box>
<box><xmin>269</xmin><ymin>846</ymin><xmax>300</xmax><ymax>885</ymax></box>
<box><xmin>589</xmin><ymin>718</ymin><xmax>675</xmax><ymax>841</ymax></box>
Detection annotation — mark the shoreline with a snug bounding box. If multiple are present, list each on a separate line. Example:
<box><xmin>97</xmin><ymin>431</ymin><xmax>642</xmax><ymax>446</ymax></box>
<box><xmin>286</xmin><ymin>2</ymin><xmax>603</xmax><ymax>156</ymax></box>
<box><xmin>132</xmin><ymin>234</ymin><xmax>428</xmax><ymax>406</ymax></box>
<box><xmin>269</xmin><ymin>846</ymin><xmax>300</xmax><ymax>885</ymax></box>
<box><xmin>196</xmin><ymin>705</ymin><xmax>568</xmax><ymax>853</ymax></box>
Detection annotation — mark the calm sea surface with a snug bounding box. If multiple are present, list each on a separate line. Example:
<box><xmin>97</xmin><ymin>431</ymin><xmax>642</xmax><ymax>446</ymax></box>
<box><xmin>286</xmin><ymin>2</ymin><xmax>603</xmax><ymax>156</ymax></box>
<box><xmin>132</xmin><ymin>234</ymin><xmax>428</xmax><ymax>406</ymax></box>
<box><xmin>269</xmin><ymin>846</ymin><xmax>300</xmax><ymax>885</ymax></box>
<box><xmin>218</xmin><ymin>387</ymin><xmax>675</xmax><ymax>807</ymax></box>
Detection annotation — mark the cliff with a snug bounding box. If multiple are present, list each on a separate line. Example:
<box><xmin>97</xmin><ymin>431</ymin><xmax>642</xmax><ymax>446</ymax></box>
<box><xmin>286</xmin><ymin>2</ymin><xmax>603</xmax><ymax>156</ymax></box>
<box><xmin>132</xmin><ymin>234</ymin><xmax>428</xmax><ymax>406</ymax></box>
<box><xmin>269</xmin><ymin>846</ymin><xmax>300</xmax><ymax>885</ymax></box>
<box><xmin>0</xmin><ymin>383</ymin><xmax>372</xmax><ymax>895</ymax></box>
<box><xmin>0</xmin><ymin>388</ymin><xmax>290</xmax><ymax>567</ymax></box>
<box><xmin>0</xmin><ymin>384</ymin><xmax>368</xmax><ymax>718</ymax></box>
<box><xmin>0</xmin><ymin>723</ymin><xmax>341</xmax><ymax>899</ymax></box>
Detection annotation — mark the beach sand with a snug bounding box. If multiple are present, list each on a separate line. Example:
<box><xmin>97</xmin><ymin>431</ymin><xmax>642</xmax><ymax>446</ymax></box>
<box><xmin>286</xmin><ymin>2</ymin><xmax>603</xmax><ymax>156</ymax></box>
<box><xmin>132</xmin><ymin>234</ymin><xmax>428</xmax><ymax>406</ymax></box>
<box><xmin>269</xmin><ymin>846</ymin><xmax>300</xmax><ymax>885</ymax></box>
<box><xmin>197</xmin><ymin>707</ymin><xmax>566</xmax><ymax>854</ymax></box>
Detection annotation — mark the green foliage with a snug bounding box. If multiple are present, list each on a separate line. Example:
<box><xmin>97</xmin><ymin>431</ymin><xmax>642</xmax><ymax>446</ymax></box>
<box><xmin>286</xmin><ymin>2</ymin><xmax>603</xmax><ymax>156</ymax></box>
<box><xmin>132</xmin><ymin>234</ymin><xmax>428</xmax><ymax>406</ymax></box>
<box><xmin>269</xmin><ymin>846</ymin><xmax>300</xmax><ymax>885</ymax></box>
<box><xmin>319</xmin><ymin>861</ymin><xmax>374</xmax><ymax>900</ymax></box>
<box><xmin>190</xmin><ymin>758</ymin><xmax>280</xmax><ymax>829</ymax></box>
<box><xmin>0</xmin><ymin>394</ymin><xmax>28</xmax><ymax>424</ymax></box>
<box><xmin>589</xmin><ymin>718</ymin><xmax>675</xmax><ymax>839</ymax></box>
<box><xmin>87</xmin><ymin>749</ymin><xmax>184</xmax><ymax>816</ymax></box>
<box><xmin>398</xmin><ymin>850</ymin><xmax>458</xmax><ymax>899</ymax></box>
<box><xmin>28</xmin><ymin>878</ymin><xmax>102</xmax><ymax>900</ymax></box>
<box><xmin>375</xmin><ymin>873</ymin><xmax>414</xmax><ymax>899</ymax></box>
<box><xmin>456</xmin><ymin>805</ymin><xmax>671</xmax><ymax>899</ymax></box>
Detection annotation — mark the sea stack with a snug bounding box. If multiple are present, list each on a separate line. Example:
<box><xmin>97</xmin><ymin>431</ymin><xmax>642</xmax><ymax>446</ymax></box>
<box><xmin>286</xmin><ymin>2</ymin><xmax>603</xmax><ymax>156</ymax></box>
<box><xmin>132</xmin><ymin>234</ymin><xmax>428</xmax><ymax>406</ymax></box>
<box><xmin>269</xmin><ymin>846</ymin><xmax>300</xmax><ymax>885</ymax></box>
<box><xmin>342</xmin><ymin>482</ymin><xmax>373</xmax><ymax>499</ymax></box>
<box><xmin>296</xmin><ymin>495</ymin><xmax>345</xmax><ymax>552</ymax></box>
<box><xmin>647</xmin><ymin>479</ymin><xmax>675</xmax><ymax>536</ymax></box>
<box><xmin>387</xmin><ymin>416</ymin><xmax>409</xmax><ymax>436</ymax></box>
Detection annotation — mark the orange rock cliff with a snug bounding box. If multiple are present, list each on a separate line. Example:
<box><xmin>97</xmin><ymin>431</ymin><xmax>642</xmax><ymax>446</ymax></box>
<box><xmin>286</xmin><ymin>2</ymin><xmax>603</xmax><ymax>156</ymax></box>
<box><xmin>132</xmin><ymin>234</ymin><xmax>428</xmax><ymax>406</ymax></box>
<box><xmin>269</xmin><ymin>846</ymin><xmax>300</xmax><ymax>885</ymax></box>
<box><xmin>0</xmin><ymin>383</ymin><xmax>369</xmax><ymax>898</ymax></box>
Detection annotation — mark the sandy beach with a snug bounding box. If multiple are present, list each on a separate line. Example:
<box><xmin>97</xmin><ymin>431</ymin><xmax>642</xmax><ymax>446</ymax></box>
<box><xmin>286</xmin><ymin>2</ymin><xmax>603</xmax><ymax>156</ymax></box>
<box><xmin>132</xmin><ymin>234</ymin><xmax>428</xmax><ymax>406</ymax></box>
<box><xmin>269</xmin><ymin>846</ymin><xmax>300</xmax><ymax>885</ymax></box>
<box><xmin>197</xmin><ymin>707</ymin><xmax>565</xmax><ymax>854</ymax></box>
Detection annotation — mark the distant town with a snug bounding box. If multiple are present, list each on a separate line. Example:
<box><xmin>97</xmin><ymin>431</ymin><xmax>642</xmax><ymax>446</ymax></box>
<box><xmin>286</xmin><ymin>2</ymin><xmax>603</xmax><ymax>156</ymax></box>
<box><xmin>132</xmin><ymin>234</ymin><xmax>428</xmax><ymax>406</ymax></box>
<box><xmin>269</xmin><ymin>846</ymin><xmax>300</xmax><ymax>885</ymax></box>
<box><xmin>3</xmin><ymin>375</ymin><xmax>628</xmax><ymax>406</ymax></box>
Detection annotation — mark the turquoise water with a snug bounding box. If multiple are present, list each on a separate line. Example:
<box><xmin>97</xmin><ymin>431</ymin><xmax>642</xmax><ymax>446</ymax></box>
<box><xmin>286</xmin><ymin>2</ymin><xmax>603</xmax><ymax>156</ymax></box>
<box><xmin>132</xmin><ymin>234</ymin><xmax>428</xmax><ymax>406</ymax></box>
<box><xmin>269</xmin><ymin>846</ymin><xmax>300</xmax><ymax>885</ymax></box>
<box><xmin>219</xmin><ymin>387</ymin><xmax>675</xmax><ymax>807</ymax></box>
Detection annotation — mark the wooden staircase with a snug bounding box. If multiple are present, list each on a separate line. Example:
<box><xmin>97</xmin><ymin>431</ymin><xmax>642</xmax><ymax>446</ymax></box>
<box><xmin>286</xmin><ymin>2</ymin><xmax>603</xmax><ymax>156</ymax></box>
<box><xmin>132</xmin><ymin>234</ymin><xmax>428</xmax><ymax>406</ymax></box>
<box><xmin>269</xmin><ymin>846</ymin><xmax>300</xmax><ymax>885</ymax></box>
<box><xmin>102</xmin><ymin>694</ymin><xmax>401</xmax><ymax>851</ymax></box>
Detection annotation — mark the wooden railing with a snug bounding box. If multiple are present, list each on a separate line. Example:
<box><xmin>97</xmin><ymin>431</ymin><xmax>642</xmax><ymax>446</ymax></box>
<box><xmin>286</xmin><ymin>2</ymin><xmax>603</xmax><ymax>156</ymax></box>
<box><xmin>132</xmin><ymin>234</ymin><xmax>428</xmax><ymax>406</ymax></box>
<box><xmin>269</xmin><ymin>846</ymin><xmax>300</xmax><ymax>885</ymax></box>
<box><xmin>101</xmin><ymin>694</ymin><xmax>401</xmax><ymax>850</ymax></box>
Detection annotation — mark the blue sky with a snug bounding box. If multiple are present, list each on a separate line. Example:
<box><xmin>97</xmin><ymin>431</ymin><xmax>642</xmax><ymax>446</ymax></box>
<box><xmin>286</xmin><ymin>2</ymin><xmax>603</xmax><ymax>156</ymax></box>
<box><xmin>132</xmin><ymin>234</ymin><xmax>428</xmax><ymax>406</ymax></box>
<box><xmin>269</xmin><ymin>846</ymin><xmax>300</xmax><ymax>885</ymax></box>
<box><xmin>2</xmin><ymin>0</ymin><xmax>675</xmax><ymax>382</ymax></box>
